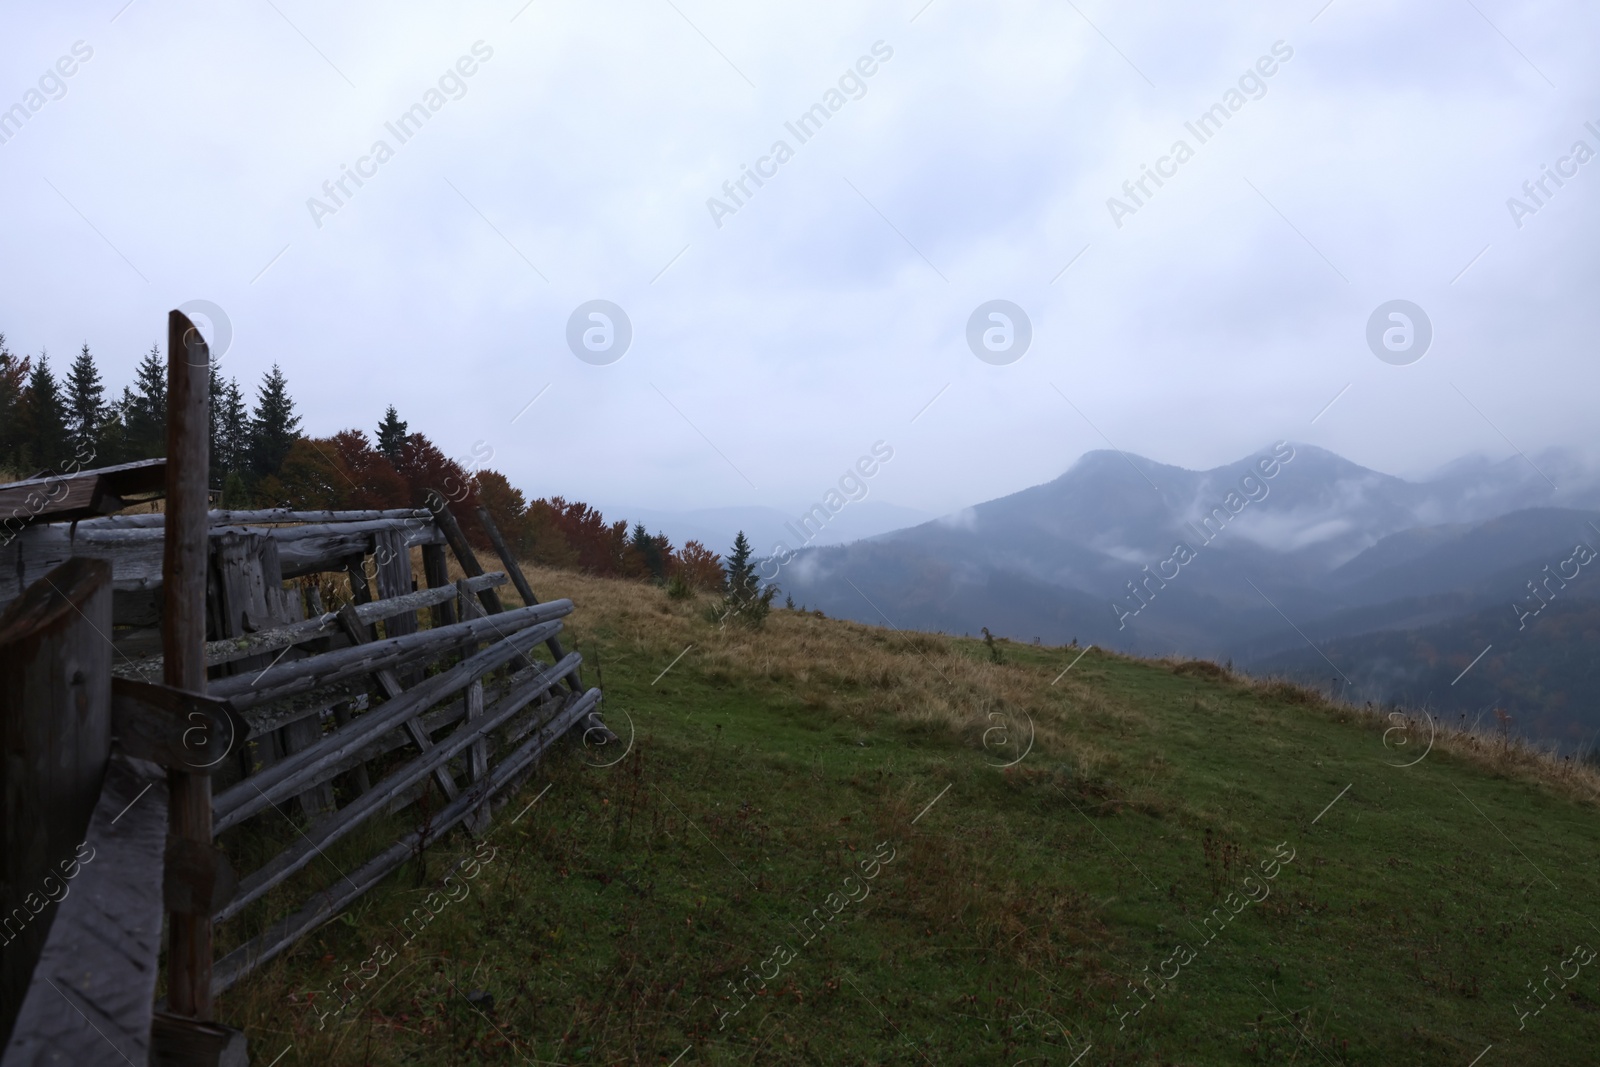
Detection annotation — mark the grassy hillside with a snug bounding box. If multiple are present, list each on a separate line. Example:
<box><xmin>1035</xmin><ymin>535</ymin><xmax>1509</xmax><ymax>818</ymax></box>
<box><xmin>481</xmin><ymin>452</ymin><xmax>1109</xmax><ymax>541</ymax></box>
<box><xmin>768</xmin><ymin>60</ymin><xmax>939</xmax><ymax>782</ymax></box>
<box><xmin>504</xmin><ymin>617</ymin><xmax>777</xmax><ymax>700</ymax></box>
<box><xmin>220</xmin><ymin>566</ymin><xmax>1600</xmax><ymax>1065</ymax></box>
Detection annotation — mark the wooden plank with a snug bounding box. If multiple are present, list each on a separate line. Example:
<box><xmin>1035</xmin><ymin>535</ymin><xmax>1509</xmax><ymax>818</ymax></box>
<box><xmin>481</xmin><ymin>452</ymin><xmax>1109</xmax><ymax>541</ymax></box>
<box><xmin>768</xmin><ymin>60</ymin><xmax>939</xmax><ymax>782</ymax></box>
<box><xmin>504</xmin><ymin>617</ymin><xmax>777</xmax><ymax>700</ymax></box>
<box><xmin>0</xmin><ymin>558</ymin><xmax>113</xmax><ymax>1047</ymax></box>
<box><xmin>0</xmin><ymin>751</ymin><xmax>169</xmax><ymax>1067</ymax></box>
<box><xmin>421</xmin><ymin>543</ymin><xmax>456</xmax><ymax>631</ymax></box>
<box><xmin>464</xmin><ymin>678</ymin><xmax>488</xmax><ymax>832</ymax></box>
<box><xmin>77</xmin><ymin>508</ymin><xmax>432</xmax><ymax>530</ymax></box>
<box><xmin>163</xmin><ymin>306</ymin><xmax>215</xmax><ymax>1020</ymax></box>
<box><xmin>0</xmin><ymin>521</ymin><xmax>446</xmax><ymax>608</ymax></box>
<box><xmin>335</xmin><ymin>604</ymin><xmax>459</xmax><ymax>804</ymax></box>
<box><xmin>372</xmin><ymin>530</ymin><xmax>417</xmax><ymax>685</ymax></box>
<box><xmin>211</xmin><ymin>622</ymin><xmax>567</xmax><ymax>832</ymax></box>
<box><xmin>476</xmin><ymin>506</ymin><xmax>584</xmax><ymax>694</ymax></box>
<box><xmin>110</xmin><ymin>677</ymin><xmax>249</xmax><ymax>773</ymax></box>
<box><xmin>117</xmin><ymin>573</ymin><xmax>507</xmax><ymax>678</ymax></box>
<box><xmin>209</xmin><ymin>599</ymin><xmax>572</xmax><ymax>710</ymax></box>
<box><xmin>210</xmin><ymin>687</ymin><xmax>602</xmax><ymax>995</ymax></box>
<box><xmin>0</xmin><ymin>458</ymin><xmax>166</xmax><ymax>531</ymax></box>
<box><xmin>428</xmin><ymin>503</ymin><xmax>504</xmax><ymax>615</ymax></box>
<box><xmin>215</xmin><ymin>655</ymin><xmax>579</xmax><ymax>923</ymax></box>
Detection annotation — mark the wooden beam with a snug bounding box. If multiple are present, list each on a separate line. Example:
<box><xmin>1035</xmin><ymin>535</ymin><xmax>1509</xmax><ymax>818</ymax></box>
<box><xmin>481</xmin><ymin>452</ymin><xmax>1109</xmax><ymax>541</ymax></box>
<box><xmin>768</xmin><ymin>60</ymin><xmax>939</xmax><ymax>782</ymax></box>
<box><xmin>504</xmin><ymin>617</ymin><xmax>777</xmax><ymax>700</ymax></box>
<box><xmin>476</xmin><ymin>505</ymin><xmax>584</xmax><ymax>694</ymax></box>
<box><xmin>421</xmin><ymin>543</ymin><xmax>456</xmax><ymax>631</ymax></box>
<box><xmin>163</xmin><ymin>307</ymin><xmax>214</xmax><ymax>1020</ymax></box>
<box><xmin>215</xmin><ymin>654</ymin><xmax>580</xmax><ymax>923</ymax></box>
<box><xmin>0</xmin><ymin>557</ymin><xmax>114</xmax><ymax>1047</ymax></box>
<box><xmin>77</xmin><ymin>507</ymin><xmax>433</xmax><ymax>530</ymax></box>
<box><xmin>210</xmin><ymin>687</ymin><xmax>601</xmax><ymax>995</ymax></box>
<box><xmin>335</xmin><ymin>603</ymin><xmax>459</xmax><ymax>804</ymax></box>
<box><xmin>208</xmin><ymin>598</ymin><xmax>570</xmax><ymax>709</ymax></box>
<box><xmin>0</xmin><ymin>458</ymin><xmax>166</xmax><ymax>531</ymax></box>
<box><xmin>211</xmin><ymin>620</ymin><xmax>565</xmax><ymax>832</ymax></box>
<box><xmin>426</xmin><ymin>500</ymin><xmax>504</xmax><ymax>615</ymax></box>
<box><xmin>111</xmin><ymin>677</ymin><xmax>249</xmax><ymax>773</ymax></box>
<box><xmin>0</xmin><ymin>751</ymin><xmax>169</xmax><ymax>1066</ymax></box>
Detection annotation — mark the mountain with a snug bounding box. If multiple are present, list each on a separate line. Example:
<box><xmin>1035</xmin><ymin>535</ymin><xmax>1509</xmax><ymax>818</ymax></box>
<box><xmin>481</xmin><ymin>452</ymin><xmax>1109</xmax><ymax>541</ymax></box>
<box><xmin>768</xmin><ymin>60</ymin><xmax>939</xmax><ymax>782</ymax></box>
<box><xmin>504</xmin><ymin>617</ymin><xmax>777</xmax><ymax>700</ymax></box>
<box><xmin>774</xmin><ymin>443</ymin><xmax>1600</xmax><ymax>747</ymax></box>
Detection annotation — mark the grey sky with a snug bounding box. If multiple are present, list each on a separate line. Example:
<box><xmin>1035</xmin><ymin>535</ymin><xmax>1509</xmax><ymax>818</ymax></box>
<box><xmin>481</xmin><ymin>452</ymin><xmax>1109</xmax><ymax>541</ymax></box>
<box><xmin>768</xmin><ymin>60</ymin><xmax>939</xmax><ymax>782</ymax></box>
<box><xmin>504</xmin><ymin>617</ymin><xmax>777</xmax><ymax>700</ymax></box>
<box><xmin>1</xmin><ymin>0</ymin><xmax>1595</xmax><ymax>517</ymax></box>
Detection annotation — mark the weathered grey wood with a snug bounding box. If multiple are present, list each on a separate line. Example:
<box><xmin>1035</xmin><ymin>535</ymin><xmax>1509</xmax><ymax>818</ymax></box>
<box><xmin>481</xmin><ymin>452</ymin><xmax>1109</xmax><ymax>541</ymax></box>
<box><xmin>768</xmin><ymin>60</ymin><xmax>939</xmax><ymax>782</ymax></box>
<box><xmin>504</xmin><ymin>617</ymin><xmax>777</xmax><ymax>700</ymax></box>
<box><xmin>245</xmin><ymin>658</ymin><xmax>560</xmax><ymax>810</ymax></box>
<box><xmin>464</xmin><ymin>677</ymin><xmax>488</xmax><ymax>832</ymax></box>
<box><xmin>429</xmin><ymin>502</ymin><xmax>505</xmax><ymax>615</ymax></box>
<box><xmin>0</xmin><ymin>751</ymin><xmax>168</xmax><ymax>1067</ymax></box>
<box><xmin>209</xmin><ymin>599</ymin><xmax>572</xmax><ymax>710</ymax></box>
<box><xmin>163</xmin><ymin>307</ymin><xmax>215</xmax><ymax>1019</ymax></box>
<box><xmin>210</xmin><ymin>687</ymin><xmax>601</xmax><ymax>995</ymax></box>
<box><xmin>0</xmin><ymin>519</ymin><xmax>445</xmax><ymax>607</ymax></box>
<box><xmin>476</xmin><ymin>505</ymin><xmax>584</xmax><ymax>694</ymax></box>
<box><xmin>216</xmin><ymin>655</ymin><xmax>577</xmax><ymax>921</ymax></box>
<box><xmin>211</xmin><ymin>622</ymin><xmax>565</xmax><ymax>832</ymax></box>
<box><xmin>281</xmin><ymin>714</ymin><xmax>336</xmax><ymax>821</ymax></box>
<box><xmin>110</xmin><ymin>677</ymin><xmax>248</xmax><ymax>773</ymax></box>
<box><xmin>0</xmin><ymin>558</ymin><xmax>113</xmax><ymax>1047</ymax></box>
<box><xmin>116</xmin><ymin>573</ymin><xmax>508</xmax><ymax>679</ymax></box>
<box><xmin>0</xmin><ymin>458</ymin><xmax>166</xmax><ymax>532</ymax></box>
<box><xmin>336</xmin><ymin>603</ymin><xmax>458</xmax><ymax>804</ymax></box>
<box><xmin>77</xmin><ymin>508</ymin><xmax>432</xmax><ymax>530</ymax></box>
<box><xmin>149</xmin><ymin>1012</ymin><xmax>246</xmax><ymax>1066</ymax></box>
<box><xmin>420</xmin><ymin>542</ymin><xmax>456</xmax><ymax>631</ymax></box>
<box><xmin>372</xmin><ymin>530</ymin><xmax>417</xmax><ymax>686</ymax></box>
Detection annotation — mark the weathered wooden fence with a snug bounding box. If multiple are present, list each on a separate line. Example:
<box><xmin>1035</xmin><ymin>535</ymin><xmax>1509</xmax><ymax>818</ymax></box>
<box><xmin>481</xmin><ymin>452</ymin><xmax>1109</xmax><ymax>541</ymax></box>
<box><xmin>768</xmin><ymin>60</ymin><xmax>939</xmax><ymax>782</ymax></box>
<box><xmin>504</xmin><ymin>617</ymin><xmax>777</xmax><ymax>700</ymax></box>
<box><xmin>0</xmin><ymin>312</ymin><xmax>606</xmax><ymax>1065</ymax></box>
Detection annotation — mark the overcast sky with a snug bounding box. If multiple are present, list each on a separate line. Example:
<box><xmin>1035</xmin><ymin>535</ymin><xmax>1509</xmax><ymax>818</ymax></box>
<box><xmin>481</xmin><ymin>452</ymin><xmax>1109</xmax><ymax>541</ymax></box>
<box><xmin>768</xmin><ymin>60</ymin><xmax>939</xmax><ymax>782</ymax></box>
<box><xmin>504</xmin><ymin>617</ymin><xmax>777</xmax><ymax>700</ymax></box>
<box><xmin>2</xmin><ymin>0</ymin><xmax>1595</xmax><ymax>517</ymax></box>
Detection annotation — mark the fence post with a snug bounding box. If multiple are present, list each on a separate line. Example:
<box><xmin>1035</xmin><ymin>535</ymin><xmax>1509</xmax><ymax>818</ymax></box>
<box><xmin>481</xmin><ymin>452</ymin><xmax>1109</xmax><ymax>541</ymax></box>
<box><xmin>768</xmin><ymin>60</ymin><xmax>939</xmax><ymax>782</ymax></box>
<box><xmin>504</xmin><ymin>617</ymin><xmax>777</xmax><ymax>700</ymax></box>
<box><xmin>163</xmin><ymin>309</ymin><xmax>214</xmax><ymax>1021</ymax></box>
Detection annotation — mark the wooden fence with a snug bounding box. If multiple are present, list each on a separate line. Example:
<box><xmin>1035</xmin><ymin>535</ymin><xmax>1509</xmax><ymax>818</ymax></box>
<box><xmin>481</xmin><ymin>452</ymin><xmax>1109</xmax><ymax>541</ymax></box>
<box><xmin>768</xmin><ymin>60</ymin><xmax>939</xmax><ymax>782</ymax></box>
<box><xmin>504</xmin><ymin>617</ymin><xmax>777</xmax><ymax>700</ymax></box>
<box><xmin>0</xmin><ymin>312</ymin><xmax>606</xmax><ymax>1065</ymax></box>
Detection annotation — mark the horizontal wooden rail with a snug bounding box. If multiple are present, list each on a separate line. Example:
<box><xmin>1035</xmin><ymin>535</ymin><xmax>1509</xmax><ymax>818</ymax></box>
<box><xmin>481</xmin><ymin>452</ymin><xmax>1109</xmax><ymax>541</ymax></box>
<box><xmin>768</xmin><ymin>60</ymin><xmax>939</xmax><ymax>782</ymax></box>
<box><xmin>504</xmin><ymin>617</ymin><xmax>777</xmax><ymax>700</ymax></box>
<box><xmin>1</xmin><ymin>519</ymin><xmax>446</xmax><ymax>602</ymax></box>
<box><xmin>76</xmin><ymin>508</ymin><xmax>433</xmax><ymax>530</ymax></box>
<box><xmin>212</xmin><ymin>620</ymin><xmax>564</xmax><ymax>831</ymax></box>
<box><xmin>116</xmin><ymin>572</ymin><xmax>509</xmax><ymax>679</ymax></box>
<box><xmin>216</xmin><ymin>652</ymin><xmax>581</xmax><ymax>922</ymax></box>
<box><xmin>209</xmin><ymin>598</ymin><xmax>572</xmax><ymax>709</ymax></box>
<box><xmin>209</xmin><ymin>688</ymin><xmax>601</xmax><ymax>995</ymax></box>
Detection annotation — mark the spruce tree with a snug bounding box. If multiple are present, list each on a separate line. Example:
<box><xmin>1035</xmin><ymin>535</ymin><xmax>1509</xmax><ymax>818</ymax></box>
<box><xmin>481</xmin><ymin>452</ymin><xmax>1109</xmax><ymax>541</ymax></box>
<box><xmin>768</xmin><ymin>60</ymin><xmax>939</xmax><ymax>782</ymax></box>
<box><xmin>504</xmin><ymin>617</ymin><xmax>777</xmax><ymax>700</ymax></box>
<box><xmin>22</xmin><ymin>352</ymin><xmax>70</xmax><ymax>472</ymax></box>
<box><xmin>207</xmin><ymin>362</ymin><xmax>225</xmax><ymax>478</ymax></box>
<box><xmin>719</xmin><ymin>530</ymin><xmax>776</xmax><ymax>627</ymax></box>
<box><xmin>0</xmin><ymin>335</ymin><xmax>28</xmax><ymax>471</ymax></box>
<box><xmin>376</xmin><ymin>405</ymin><xmax>408</xmax><ymax>461</ymax></box>
<box><xmin>124</xmin><ymin>344</ymin><xmax>167</xmax><ymax>459</ymax></box>
<box><xmin>65</xmin><ymin>344</ymin><xmax>106</xmax><ymax>463</ymax></box>
<box><xmin>217</xmin><ymin>377</ymin><xmax>249</xmax><ymax>482</ymax></box>
<box><xmin>249</xmin><ymin>364</ymin><xmax>301</xmax><ymax>478</ymax></box>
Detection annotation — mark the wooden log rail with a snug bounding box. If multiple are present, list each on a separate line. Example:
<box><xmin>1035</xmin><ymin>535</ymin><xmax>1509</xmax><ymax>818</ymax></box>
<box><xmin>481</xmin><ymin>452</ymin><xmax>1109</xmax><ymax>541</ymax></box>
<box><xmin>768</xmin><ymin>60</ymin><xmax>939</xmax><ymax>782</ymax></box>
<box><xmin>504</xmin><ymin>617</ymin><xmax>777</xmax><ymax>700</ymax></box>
<box><xmin>209</xmin><ymin>599</ymin><xmax>572</xmax><ymax>710</ymax></box>
<box><xmin>209</xmin><ymin>687</ymin><xmax>602</xmax><ymax>995</ymax></box>
<box><xmin>212</xmin><ymin>619</ymin><xmax>567</xmax><ymax>831</ymax></box>
<box><xmin>0</xmin><ymin>516</ymin><xmax>448</xmax><ymax>604</ymax></box>
<box><xmin>215</xmin><ymin>652</ymin><xmax>582</xmax><ymax>922</ymax></box>
<box><xmin>76</xmin><ymin>508</ymin><xmax>434</xmax><ymax>530</ymax></box>
<box><xmin>115</xmin><ymin>571</ymin><xmax>510</xmax><ymax>679</ymax></box>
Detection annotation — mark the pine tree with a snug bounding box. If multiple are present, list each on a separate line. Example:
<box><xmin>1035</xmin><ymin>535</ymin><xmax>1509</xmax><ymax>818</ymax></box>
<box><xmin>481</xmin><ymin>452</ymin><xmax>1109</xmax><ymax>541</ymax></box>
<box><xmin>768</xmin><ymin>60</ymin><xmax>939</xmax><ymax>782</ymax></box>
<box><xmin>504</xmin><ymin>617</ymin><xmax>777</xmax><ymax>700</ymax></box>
<box><xmin>207</xmin><ymin>362</ymin><xmax>225</xmax><ymax>478</ymax></box>
<box><xmin>65</xmin><ymin>344</ymin><xmax>106</xmax><ymax>463</ymax></box>
<box><xmin>718</xmin><ymin>530</ymin><xmax>776</xmax><ymax>627</ymax></box>
<box><xmin>0</xmin><ymin>335</ymin><xmax>30</xmax><ymax>471</ymax></box>
<box><xmin>376</xmin><ymin>405</ymin><xmax>408</xmax><ymax>461</ymax></box>
<box><xmin>249</xmin><ymin>364</ymin><xmax>301</xmax><ymax>478</ymax></box>
<box><xmin>22</xmin><ymin>352</ymin><xmax>70</xmax><ymax>472</ymax></box>
<box><xmin>217</xmin><ymin>377</ymin><xmax>249</xmax><ymax>482</ymax></box>
<box><xmin>123</xmin><ymin>344</ymin><xmax>167</xmax><ymax>460</ymax></box>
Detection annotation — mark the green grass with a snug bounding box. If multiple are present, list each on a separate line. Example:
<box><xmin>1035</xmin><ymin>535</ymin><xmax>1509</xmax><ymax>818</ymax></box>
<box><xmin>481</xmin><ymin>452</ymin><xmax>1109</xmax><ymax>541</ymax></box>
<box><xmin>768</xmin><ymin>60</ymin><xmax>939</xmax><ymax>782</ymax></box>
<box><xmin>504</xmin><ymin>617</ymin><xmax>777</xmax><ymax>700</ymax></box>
<box><xmin>220</xmin><ymin>579</ymin><xmax>1600</xmax><ymax>1065</ymax></box>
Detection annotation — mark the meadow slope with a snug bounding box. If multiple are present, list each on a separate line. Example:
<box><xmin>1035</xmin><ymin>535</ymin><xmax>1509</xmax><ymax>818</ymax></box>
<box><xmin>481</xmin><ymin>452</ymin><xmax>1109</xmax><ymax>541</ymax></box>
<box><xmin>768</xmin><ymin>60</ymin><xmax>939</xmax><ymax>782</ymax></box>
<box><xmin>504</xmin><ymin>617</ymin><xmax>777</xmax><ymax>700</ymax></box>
<box><xmin>218</xmin><ymin>565</ymin><xmax>1600</xmax><ymax>1065</ymax></box>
